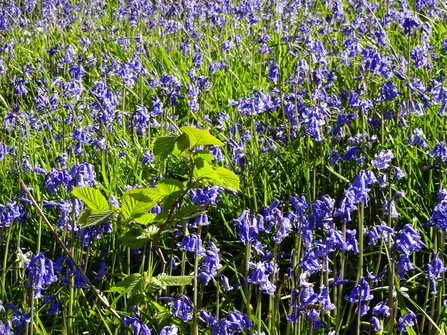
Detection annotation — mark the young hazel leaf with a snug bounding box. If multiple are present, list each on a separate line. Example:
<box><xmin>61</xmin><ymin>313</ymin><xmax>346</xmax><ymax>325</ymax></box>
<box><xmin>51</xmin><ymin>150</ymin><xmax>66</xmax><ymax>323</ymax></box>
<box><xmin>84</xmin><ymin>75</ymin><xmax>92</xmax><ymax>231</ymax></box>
<box><xmin>119</xmin><ymin>230</ymin><xmax>147</xmax><ymax>248</ymax></box>
<box><xmin>71</xmin><ymin>187</ymin><xmax>109</xmax><ymax>213</ymax></box>
<box><xmin>153</xmin><ymin>136</ymin><xmax>179</xmax><ymax>160</ymax></box>
<box><xmin>180</xmin><ymin>126</ymin><xmax>223</xmax><ymax>147</ymax></box>
<box><xmin>215</xmin><ymin>167</ymin><xmax>240</xmax><ymax>192</ymax></box>
<box><xmin>155</xmin><ymin>273</ymin><xmax>193</xmax><ymax>286</ymax></box>
<box><xmin>81</xmin><ymin>210</ymin><xmax>115</xmax><ymax>228</ymax></box>
<box><xmin>193</xmin><ymin>157</ymin><xmax>220</xmax><ymax>181</ymax></box>
<box><xmin>155</xmin><ymin>179</ymin><xmax>185</xmax><ymax>197</ymax></box>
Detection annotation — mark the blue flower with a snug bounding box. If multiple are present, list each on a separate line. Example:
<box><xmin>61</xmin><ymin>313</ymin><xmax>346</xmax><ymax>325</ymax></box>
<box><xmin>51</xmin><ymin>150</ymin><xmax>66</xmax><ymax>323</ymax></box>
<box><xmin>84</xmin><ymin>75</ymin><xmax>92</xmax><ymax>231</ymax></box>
<box><xmin>123</xmin><ymin>306</ymin><xmax>152</xmax><ymax>335</ymax></box>
<box><xmin>159</xmin><ymin>295</ymin><xmax>194</xmax><ymax>322</ymax></box>
<box><xmin>397</xmin><ymin>309</ymin><xmax>417</xmax><ymax>332</ymax></box>
<box><xmin>159</xmin><ymin>325</ymin><xmax>178</xmax><ymax>335</ymax></box>
<box><xmin>371</xmin><ymin>150</ymin><xmax>394</xmax><ymax>170</ymax></box>
<box><xmin>26</xmin><ymin>252</ymin><xmax>58</xmax><ymax>299</ymax></box>
<box><xmin>345</xmin><ymin>277</ymin><xmax>373</xmax><ymax>316</ymax></box>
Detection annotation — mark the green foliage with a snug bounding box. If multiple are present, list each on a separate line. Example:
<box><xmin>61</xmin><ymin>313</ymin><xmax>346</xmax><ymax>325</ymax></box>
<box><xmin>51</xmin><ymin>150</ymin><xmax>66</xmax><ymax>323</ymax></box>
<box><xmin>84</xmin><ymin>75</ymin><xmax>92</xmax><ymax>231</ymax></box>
<box><xmin>71</xmin><ymin>187</ymin><xmax>110</xmax><ymax>213</ymax></box>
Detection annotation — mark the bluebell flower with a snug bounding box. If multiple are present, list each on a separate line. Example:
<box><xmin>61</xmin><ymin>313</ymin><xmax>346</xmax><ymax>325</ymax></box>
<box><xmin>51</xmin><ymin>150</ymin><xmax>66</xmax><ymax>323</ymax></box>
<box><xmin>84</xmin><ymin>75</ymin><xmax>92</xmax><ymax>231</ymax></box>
<box><xmin>372</xmin><ymin>300</ymin><xmax>391</xmax><ymax>317</ymax></box>
<box><xmin>372</xmin><ymin>316</ymin><xmax>382</xmax><ymax>331</ymax></box>
<box><xmin>383</xmin><ymin>199</ymin><xmax>399</xmax><ymax>218</ymax></box>
<box><xmin>372</xmin><ymin>150</ymin><xmax>394</xmax><ymax>170</ymax></box>
<box><xmin>394</xmin><ymin>167</ymin><xmax>406</xmax><ymax>180</ymax></box>
<box><xmin>381</xmin><ymin>81</ymin><xmax>401</xmax><ymax>101</ymax></box>
<box><xmin>159</xmin><ymin>325</ymin><xmax>178</xmax><ymax>335</ymax></box>
<box><xmin>407</xmin><ymin>128</ymin><xmax>428</xmax><ymax>148</ymax></box>
<box><xmin>159</xmin><ymin>295</ymin><xmax>194</xmax><ymax>322</ymax></box>
<box><xmin>123</xmin><ymin>306</ymin><xmax>152</xmax><ymax>335</ymax></box>
<box><xmin>94</xmin><ymin>261</ymin><xmax>107</xmax><ymax>280</ymax></box>
<box><xmin>198</xmin><ymin>242</ymin><xmax>222</xmax><ymax>286</ymax></box>
<box><xmin>26</xmin><ymin>252</ymin><xmax>58</xmax><ymax>298</ymax></box>
<box><xmin>429</xmin><ymin>142</ymin><xmax>447</xmax><ymax>163</ymax></box>
<box><xmin>0</xmin><ymin>321</ymin><xmax>10</xmax><ymax>334</ymax></box>
<box><xmin>319</xmin><ymin>285</ymin><xmax>335</xmax><ymax>312</ymax></box>
<box><xmin>142</xmin><ymin>150</ymin><xmax>154</xmax><ymax>165</ymax></box>
<box><xmin>248</xmin><ymin>258</ymin><xmax>277</xmax><ymax>295</ymax></box>
<box><xmin>410</xmin><ymin>45</ymin><xmax>429</xmax><ymax>70</ymax></box>
<box><xmin>397</xmin><ymin>309</ymin><xmax>417</xmax><ymax>332</ymax></box>
<box><xmin>44</xmin><ymin>295</ymin><xmax>61</xmax><ymax>315</ymax></box>
<box><xmin>45</xmin><ymin>168</ymin><xmax>71</xmax><ymax>194</ymax></box>
<box><xmin>220</xmin><ymin>274</ymin><xmax>233</xmax><ymax>291</ymax></box>
<box><xmin>426</xmin><ymin>253</ymin><xmax>446</xmax><ymax>293</ymax></box>
<box><xmin>398</xmin><ymin>254</ymin><xmax>414</xmax><ymax>280</ymax></box>
<box><xmin>179</xmin><ymin>233</ymin><xmax>205</xmax><ymax>255</ymax></box>
<box><xmin>394</xmin><ymin>224</ymin><xmax>426</xmax><ymax>255</ymax></box>
<box><xmin>189</xmin><ymin>186</ymin><xmax>222</xmax><ymax>206</ymax></box>
<box><xmin>7</xmin><ymin>303</ymin><xmax>31</xmax><ymax>334</ymax></box>
<box><xmin>345</xmin><ymin>277</ymin><xmax>373</xmax><ymax>316</ymax></box>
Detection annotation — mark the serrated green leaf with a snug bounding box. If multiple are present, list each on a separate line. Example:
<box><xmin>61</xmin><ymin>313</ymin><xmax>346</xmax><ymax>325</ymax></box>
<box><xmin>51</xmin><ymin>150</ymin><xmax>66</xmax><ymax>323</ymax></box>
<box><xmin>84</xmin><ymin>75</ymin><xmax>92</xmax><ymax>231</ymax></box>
<box><xmin>215</xmin><ymin>167</ymin><xmax>240</xmax><ymax>192</ymax></box>
<box><xmin>180</xmin><ymin>126</ymin><xmax>223</xmax><ymax>147</ymax></box>
<box><xmin>193</xmin><ymin>158</ymin><xmax>220</xmax><ymax>181</ymax></box>
<box><xmin>77</xmin><ymin>208</ymin><xmax>92</xmax><ymax>226</ymax></box>
<box><xmin>71</xmin><ymin>187</ymin><xmax>109</xmax><ymax>213</ymax></box>
<box><xmin>145</xmin><ymin>225</ymin><xmax>159</xmax><ymax>235</ymax></box>
<box><xmin>121</xmin><ymin>190</ymin><xmax>157</xmax><ymax>219</ymax></box>
<box><xmin>81</xmin><ymin>210</ymin><xmax>114</xmax><ymax>228</ymax></box>
<box><xmin>155</xmin><ymin>273</ymin><xmax>193</xmax><ymax>286</ymax></box>
<box><xmin>193</xmin><ymin>150</ymin><xmax>214</xmax><ymax>162</ymax></box>
<box><xmin>134</xmin><ymin>213</ymin><xmax>157</xmax><ymax>225</ymax></box>
<box><xmin>119</xmin><ymin>230</ymin><xmax>147</xmax><ymax>248</ymax></box>
<box><xmin>176</xmin><ymin>133</ymin><xmax>190</xmax><ymax>152</ymax></box>
<box><xmin>105</xmin><ymin>273</ymin><xmax>143</xmax><ymax>295</ymax></box>
<box><xmin>155</xmin><ymin>179</ymin><xmax>184</xmax><ymax>197</ymax></box>
<box><xmin>153</xmin><ymin>136</ymin><xmax>178</xmax><ymax>160</ymax></box>
<box><xmin>137</xmin><ymin>188</ymin><xmax>166</xmax><ymax>202</ymax></box>
<box><xmin>173</xmin><ymin>205</ymin><xmax>201</xmax><ymax>219</ymax></box>
<box><xmin>152</xmin><ymin>310</ymin><xmax>172</xmax><ymax>329</ymax></box>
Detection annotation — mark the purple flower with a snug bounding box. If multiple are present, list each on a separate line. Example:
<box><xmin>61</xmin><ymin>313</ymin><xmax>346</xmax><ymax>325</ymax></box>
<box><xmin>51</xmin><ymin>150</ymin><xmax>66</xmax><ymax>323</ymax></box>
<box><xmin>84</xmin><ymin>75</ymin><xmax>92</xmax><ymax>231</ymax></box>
<box><xmin>123</xmin><ymin>306</ymin><xmax>152</xmax><ymax>335</ymax></box>
<box><xmin>372</xmin><ymin>150</ymin><xmax>394</xmax><ymax>170</ymax></box>
<box><xmin>94</xmin><ymin>261</ymin><xmax>107</xmax><ymax>280</ymax></box>
<box><xmin>373</xmin><ymin>300</ymin><xmax>391</xmax><ymax>317</ymax></box>
<box><xmin>26</xmin><ymin>252</ymin><xmax>58</xmax><ymax>299</ymax></box>
<box><xmin>142</xmin><ymin>150</ymin><xmax>154</xmax><ymax>165</ymax></box>
<box><xmin>345</xmin><ymin>277</ymin><xmax>373</xmax><ymax>316</ymax></box>
<box><xmin>407</xmin><ymin>128</ymin><xmax>428</xmax><ymax>148</ymax></box>
<box><xmin>429</xmin><ymin>142</ymin><xmax>447</xmax><ymax>163</ymax></box>
<box><xmin>159</xmin><ymin>325</ymin><xmax>178</xmax><ymax>335</ymax></box>
<box><xmin>394</xmin><ymin>224</ymin><xmax>426</xmax><ymax>255</ymax></box>
<box><xmin>198</xmin><ymin>242</ymin><xmax>222</xmax><ymax>286</ymax></box>
<box><xmin>398</xmin><ymin>309</ymin><xmax>417</xmax><ymax>332</ymax></box>
<box><xmin>410</xmin><ymin>45</ymin><xmax>429</xmax><ymax>70</ymax></box>
<box><xmin>159</xmin><ymin>295</ymin><xmax>194</xmax><ymax>322</ymax></box>
<box><xmin>398</xmin><ymin>254</ymin><xmax>414</xmax><ymax>280</ymax></box>
<box><xmin>372</xmin><ymin>316</ymin><xmax>382</xmax><ymax>331</ymax></box>
<box><xmin>179</xmin><ymin>233</ymin><xmax>204</xmax><ymax>255</ymax></box>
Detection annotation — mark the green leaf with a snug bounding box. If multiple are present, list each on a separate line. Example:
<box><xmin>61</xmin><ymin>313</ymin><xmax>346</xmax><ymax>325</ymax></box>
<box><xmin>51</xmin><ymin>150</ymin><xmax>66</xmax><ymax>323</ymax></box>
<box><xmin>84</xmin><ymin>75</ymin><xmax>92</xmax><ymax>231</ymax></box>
<box><xmin>156</xmin><ymin>273</ymin><xmax>193</xmax><ymax>286</ymax></box>
<box><xmin>81</xmin><ymin>210</ymin><xmax>115</xmax><ymax>228</ymax></box>
<box><xmin>134</xmin><ymin>213</ymin><xmax>157</xmax><ymax>225</ymax></box>
<box><xmin>155</xmin><ymin>179</ymin><xmax>185</xmax><ymax>197</ymax></box>
<box><xmin>153</xmin><ymin>136</ymin><xmax>178</xmax><ymax>160</ymax></box>
<box><xmin>137</xmin><ymin>188</ymin><xmax>166</xmax><ymax>202</ymax></box>
<box><xmin>105</xmin><ymin>273</ymin><xmax>144</xmax><ymax>296</ymax></box>
<box><xmin>71</xmin><ymin>187</ymin><xmax>109</xmax><ymax>213</ymax></box>
<box><xmin>77</xmin><ymin>208</ymin><xmax>92</xmax><ymax>226</ymax></box>
<box><xmin>193</xmin><ymin>158</ymin><xmax>220</xmax><ymax>181</ymax></box>
<box><xmin>176</xmin><ymin>133</ymin><xmax>190</xmax><ymax>152</ymax></box>
<box><xmin>173</xmin><ymin>205</ymin><xmax>201</xmax><ymax>219</ymax></box>
<box><xmin>193</xmin><ymin>150</ymin><xmax>214</xmax><ymax>162</ymax></box>
<box><xmin>119</xmin><ymin>230</ymin><xmax>147</xmax><ymax>248</ymax></box>
<box><xmin>121</xmin><ymin>189</ymin><xmax>157</xmax><ymax>219</ymax></box>
<box><xmin>215</xmin><ymin>167</ymin><xmax>240</xmax><ymax>192</ymax></box>
<box><xmin>180</xmin><ymin>126</ymin><xmax>223</xmax><ymax>147</ymax></box>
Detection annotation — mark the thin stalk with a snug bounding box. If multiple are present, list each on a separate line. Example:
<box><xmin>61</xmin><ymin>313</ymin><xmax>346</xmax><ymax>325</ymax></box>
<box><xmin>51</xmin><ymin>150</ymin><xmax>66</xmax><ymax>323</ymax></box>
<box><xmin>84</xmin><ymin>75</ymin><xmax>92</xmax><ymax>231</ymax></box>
<box><xmin>192</xmin><ymin>226</ymin><xmax>202</xmax><ymax>335</ymax></box>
